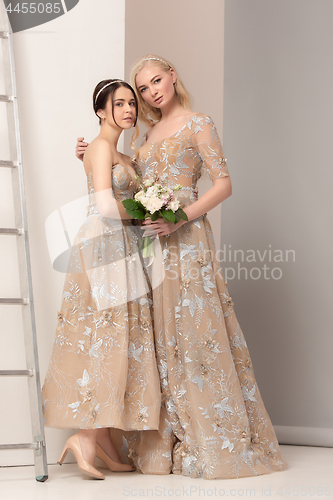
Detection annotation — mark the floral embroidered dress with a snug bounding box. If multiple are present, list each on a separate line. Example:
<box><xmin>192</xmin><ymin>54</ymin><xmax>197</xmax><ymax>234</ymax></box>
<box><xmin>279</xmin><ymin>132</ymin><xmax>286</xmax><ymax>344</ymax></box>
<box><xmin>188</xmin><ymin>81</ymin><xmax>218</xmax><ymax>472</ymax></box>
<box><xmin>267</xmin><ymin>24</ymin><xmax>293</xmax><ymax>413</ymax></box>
<box><xmin>133</xmin><ymin>113</ymin><xmax>287</xmax><ymax>479</ymax></box>
<box><xmin>42</xmin><ymin>165</ymin><xmax>161</xmax><ymax>431</ymax></box>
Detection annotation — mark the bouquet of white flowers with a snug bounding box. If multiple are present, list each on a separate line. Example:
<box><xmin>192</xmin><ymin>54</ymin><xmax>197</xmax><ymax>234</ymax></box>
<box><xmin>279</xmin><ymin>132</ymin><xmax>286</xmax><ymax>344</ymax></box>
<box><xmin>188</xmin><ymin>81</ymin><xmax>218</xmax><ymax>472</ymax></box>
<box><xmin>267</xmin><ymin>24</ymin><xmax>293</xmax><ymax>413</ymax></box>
<box><xmin>122</xmin><ymin>178</ymin><xmax>188</xmax><ymax>258</ymax></box>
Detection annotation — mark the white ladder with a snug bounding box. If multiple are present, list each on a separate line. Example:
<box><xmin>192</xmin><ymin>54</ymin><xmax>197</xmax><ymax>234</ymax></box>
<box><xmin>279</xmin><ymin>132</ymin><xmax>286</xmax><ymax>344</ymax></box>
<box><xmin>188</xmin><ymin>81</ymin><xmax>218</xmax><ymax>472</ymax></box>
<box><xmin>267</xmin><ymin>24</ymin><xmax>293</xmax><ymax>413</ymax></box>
<box><xmin>0</xmin><ymin>1</ymin><xmax>48</xmax><ymax>482</ymax></box>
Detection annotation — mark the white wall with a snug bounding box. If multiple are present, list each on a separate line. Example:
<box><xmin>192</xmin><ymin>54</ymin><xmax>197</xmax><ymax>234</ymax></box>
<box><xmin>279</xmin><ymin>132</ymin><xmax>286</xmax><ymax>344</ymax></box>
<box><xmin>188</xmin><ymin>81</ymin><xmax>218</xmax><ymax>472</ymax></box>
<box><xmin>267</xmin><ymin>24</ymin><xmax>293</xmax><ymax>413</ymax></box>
<box><xmin>223</xmin><ymin>0</ymin><xmax>333</xmax><ymax>445</ymax></box>
<box><xmin>0</xmin><ymin>0</ymin><xmax>126</xmax><ymax>465</ymax></box>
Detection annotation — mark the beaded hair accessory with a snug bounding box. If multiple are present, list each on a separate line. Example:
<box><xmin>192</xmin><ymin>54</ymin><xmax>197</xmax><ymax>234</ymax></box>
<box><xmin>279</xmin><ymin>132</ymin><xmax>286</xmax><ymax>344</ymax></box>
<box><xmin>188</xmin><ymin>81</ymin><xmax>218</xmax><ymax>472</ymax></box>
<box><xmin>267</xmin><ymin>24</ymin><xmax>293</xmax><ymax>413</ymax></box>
<box><xmin>144</xmin><ymin>57</ymin><xmax>171</xmax><ymax>68</ymax></box>
<box><xmin>94</xmin><ymin>80</ymin><xmax>125</xmax><ymax>104</ymax></box>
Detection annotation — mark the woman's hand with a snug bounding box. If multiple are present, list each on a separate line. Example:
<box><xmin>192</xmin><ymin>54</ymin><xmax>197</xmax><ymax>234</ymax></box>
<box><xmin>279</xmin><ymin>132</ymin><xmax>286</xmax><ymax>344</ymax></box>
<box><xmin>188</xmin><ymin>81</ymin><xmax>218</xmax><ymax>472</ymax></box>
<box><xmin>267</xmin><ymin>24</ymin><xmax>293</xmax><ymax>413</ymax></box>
<box><xmin>142</xmin><ymin>217</ymin><xmax>186</xmax><ymax>237</ymax></box>
<box><xmin>76</xmin><ymin>137</ymin><xmax>89</xmax><ymax>162</ymax></box>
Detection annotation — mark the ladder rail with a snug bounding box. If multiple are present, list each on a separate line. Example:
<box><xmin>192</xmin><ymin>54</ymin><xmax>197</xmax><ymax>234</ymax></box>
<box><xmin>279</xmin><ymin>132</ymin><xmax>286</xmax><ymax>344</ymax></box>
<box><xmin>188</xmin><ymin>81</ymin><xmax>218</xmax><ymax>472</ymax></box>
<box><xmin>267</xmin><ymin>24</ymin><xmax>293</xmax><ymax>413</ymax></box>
<box><xmin>0</xmin><ymin>0</ymin><xmax>48</xmax><ymax>482</ymax></box>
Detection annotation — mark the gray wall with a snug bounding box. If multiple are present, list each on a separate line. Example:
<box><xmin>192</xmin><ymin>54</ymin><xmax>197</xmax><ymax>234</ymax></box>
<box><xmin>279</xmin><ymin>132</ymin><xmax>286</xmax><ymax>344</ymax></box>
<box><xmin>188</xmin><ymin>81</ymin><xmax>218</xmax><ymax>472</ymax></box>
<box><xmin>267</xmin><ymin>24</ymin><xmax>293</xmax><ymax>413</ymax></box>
<box><xmin>223</xmin><ymin>0</ymin><xmax>333</xmax><ymax>444</ymax></box>
<box><xmin>124</xmin><ymin>0</ymin><xmax>226</xmax><ymax>245</ymax></box>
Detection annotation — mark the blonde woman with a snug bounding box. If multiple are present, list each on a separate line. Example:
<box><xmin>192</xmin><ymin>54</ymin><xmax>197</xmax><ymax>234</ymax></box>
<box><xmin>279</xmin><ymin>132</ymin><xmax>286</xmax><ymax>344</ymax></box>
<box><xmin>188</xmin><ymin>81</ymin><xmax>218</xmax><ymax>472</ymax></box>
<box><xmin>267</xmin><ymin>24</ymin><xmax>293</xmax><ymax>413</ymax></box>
<box><xmin>43</xmin><ymin>79</ymin><xmax>161</xmax><ymax>479</ymax></box>
<box><xmin>76</xmin><ymin>58</ymin><xmax>287</xmax><ymax>479</ymax></box>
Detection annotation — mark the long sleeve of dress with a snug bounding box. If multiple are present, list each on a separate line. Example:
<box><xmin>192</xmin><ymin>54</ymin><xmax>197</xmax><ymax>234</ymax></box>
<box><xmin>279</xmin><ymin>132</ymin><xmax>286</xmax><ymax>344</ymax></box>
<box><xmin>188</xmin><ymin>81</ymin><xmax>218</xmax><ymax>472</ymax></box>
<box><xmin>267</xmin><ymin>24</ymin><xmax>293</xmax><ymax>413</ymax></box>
<box><xmin>191</xmin><ymin>116</ymin><xmax>230</xmax><ymax>181</ymax></box>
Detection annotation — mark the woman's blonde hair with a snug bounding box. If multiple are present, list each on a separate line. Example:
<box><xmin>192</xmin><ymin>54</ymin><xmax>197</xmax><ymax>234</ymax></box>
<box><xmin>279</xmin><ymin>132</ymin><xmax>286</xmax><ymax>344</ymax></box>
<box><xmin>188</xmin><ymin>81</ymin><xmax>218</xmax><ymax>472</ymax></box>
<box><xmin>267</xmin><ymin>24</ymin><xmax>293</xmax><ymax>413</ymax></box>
<box><xmin>129</xmin><ymin>123</ymin><xmax>140</xmax><ymax>153</ymax></box>
<box><xmin>130</xmin><ymin>54</ymin><xmax>191</xmax><ymax>128</ymax></box>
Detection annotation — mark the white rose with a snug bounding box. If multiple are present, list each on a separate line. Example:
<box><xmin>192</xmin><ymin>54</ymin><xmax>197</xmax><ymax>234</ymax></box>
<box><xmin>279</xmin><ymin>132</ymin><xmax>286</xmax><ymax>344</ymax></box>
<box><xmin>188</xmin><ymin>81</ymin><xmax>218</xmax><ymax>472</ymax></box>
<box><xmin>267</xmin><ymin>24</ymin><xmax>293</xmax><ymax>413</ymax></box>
<box><xmin>143</xmin><ymin>178</ymin><xmax>154</xmax><ymax>187</ymax></box>
<box><xmin>146</xmin><ymin>185</ymin><xmax>159</xmax><ymax>198</ymax></box>
<box><xmin>134</xmin><ymin>191</ymin><xmax>146</xmax><ymax>204</ymax></box>
<box><xmin>146</xmin><ymin>196</ymin><xmax>163</xmax><ymax>214</ymax></box>
<box><xmin>169</xmin><ymin>200</ymin><xmax>180</xmax><ymax>212</ymax></box>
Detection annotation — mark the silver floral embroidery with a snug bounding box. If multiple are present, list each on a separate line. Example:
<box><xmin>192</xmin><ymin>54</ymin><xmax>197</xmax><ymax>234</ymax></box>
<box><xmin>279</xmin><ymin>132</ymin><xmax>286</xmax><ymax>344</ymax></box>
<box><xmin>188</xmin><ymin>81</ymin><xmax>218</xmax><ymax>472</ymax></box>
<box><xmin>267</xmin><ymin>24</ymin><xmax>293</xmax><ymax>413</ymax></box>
<box><xmin>133</xmin><ymin>113</ymin><xmax>286</xmax><ymax>479</ymax></box>
<box><xmin>182</xmin><ymin>278</ymin><xmax>191</xmax><ymax>289</ymax></box>
<box><xmin>42</xmin><ymin>164</ymin><xmax>161</xmax><ymax>434</ymax></box>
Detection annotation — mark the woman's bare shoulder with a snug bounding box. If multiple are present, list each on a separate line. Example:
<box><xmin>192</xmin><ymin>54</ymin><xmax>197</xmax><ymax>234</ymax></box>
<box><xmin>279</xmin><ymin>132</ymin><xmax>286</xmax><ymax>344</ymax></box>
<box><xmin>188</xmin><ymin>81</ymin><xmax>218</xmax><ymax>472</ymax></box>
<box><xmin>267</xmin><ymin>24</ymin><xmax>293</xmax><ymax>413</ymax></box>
<box><xmin>85</xmin><ymin>136</ymin><xmax>111</xmax><ymax>156</ymax></box>
<box><xmin>83</xmin><ymin>137</ymin><xmax>113</xmax><ymax>174</ymax></box>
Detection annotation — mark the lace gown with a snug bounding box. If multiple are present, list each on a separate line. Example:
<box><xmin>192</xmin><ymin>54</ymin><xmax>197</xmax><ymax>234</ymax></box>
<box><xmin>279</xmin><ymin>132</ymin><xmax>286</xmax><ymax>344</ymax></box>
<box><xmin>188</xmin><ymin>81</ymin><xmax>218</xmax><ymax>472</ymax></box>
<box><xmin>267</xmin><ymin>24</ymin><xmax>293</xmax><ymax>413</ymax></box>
<box><xmin>41</xmin><ymin>165</ymin><xmax>161</xmax><ymax>431</ymax></box>
<box><xmin>130</xmin><ymin>113</ymin><xmax>287</xmax><ymax>479</ymax></box>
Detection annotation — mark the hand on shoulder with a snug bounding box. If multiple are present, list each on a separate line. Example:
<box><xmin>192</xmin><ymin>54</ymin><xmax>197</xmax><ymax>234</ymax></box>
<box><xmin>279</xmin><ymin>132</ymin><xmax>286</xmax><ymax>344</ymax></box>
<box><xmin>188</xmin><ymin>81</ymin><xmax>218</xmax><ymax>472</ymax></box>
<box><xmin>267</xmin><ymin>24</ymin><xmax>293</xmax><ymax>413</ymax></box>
<box><xmin>76</xmin><ymin>137</ymin><xmax>89</xmax><ymax>162</ymax></box>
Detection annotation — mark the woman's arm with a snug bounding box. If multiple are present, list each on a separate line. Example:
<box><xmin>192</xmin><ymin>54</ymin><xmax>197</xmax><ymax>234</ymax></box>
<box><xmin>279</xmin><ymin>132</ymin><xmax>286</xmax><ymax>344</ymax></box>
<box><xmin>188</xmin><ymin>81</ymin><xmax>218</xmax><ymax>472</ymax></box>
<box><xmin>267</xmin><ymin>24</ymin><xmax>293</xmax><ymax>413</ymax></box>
<box><xmin>184</xmin><ymin>176</ymin><xmax>232</xmax><ymax>221</ymax></box>
<box><xmin>89</xmin><ymin>140</ymin><xmax>132</xmax><ymax>220</ymax></box>
<box><xmin>142</xmin><ymin>177</ymin><xmax>232</xmax><ymax>236</ymax></box>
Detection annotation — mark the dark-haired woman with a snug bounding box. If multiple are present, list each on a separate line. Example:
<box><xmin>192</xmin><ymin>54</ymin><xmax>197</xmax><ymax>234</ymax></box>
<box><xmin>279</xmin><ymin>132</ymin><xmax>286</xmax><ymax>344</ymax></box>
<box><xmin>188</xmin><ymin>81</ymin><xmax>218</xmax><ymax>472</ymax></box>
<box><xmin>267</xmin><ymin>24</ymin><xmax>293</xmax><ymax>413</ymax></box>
<box><xmin>41</xmin><ymin>80</ymin><xmax>161</xmax><ymax>479</ymax></box>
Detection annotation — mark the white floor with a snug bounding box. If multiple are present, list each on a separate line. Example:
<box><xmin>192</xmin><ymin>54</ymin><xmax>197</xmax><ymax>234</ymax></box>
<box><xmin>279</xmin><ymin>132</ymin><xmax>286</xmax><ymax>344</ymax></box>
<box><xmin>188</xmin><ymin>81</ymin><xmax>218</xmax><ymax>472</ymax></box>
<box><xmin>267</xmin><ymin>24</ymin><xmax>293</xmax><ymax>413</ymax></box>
<box><xmin>1</xmin><ymin>445</ymin><xmax>332</xmax><ymax>500</ymax></box>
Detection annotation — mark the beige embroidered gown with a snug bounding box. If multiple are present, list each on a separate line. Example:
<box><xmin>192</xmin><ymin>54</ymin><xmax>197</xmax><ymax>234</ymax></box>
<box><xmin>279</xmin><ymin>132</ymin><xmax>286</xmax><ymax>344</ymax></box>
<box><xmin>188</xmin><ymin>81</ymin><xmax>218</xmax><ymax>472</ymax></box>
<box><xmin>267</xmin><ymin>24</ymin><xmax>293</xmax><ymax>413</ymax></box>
<box><xmin>41</xmin><ymin>166</ymin><xmax>161</xmax><ymax>431</ymax></box>
<box><xmin>126</xmin><ymin>113</ymin><xmax>287</xmax><ymax>479</ymax></box>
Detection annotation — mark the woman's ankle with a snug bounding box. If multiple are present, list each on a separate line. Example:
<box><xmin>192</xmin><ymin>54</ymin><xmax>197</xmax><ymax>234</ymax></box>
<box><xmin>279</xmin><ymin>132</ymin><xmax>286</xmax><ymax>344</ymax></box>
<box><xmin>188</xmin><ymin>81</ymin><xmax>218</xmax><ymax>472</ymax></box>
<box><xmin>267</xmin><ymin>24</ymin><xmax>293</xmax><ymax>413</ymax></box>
<box><xmin>78</xmin><ymin>430</ymin><xmax>98</xmax><ymax>463</ymax></box>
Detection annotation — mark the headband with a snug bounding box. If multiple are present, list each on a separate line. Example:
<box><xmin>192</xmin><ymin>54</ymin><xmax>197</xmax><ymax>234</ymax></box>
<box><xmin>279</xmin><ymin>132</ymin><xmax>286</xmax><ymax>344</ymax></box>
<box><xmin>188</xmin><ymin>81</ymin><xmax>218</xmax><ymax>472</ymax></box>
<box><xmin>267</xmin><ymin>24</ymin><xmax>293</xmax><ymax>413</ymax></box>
<box><xmin>94</xmin><ymin>80</ymin><xmax>125</xmax><ymax>104</ymax></box>
<box><xmin>144</xmin><ymin>57</ymin><xmax>171</xmax><ymax>68</ymax></box>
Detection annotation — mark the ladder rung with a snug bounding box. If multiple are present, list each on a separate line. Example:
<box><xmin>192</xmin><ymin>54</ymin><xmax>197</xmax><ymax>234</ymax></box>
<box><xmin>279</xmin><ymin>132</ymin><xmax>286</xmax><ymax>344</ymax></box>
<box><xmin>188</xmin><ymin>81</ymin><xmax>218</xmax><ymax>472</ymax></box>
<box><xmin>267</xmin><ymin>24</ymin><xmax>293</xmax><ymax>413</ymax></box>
<box><xmin>0</xmin><ymin>298</ymin><xmax>29</xmax><ymax>305</ymax></box>
<box><xmin>0</xmin><ymin>31</ymin><xmax>9</xmax><ymax>39</ymax></box>
<box><xmin>0</xmin><ymin>443</ymin><xmax>38</xmax><ymax>451</ymax></box>
<box><xmin>0</xmin><ymin>95</ymin><xmax>14</xmax><ymax>102</ymax></box>
<box><xmin>0</xmin><ymin>369</ymin><xmax>34</xmax><ymax>377</ymax></box>
<box><xmin>0</xmin><ymin>160</ymin><xmax>18</xmax><ymax>168</ymax></box>
<box><xmin>0</xmin><ymin>228</ymin><xmax>22</xmax><ymax>235</ymax></box>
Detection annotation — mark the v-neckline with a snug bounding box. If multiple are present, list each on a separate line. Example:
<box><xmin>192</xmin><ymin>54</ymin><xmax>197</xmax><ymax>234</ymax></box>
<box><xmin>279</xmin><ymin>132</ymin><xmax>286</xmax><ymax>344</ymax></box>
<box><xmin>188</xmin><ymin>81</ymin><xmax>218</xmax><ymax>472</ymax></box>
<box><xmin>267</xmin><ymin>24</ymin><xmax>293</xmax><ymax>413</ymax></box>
<box><xmin>142</xmin><ymin>113</ymin><xmax>199</xmax><ymax>148</ymax></box>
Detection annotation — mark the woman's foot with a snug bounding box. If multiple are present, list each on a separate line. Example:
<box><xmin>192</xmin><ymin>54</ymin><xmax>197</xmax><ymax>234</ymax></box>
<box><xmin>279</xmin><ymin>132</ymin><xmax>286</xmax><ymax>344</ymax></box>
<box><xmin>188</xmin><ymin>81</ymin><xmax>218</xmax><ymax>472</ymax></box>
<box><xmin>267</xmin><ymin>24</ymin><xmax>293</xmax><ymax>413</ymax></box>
<box><xmin>96</xmin><ymin>428</ymin><xmax>135</xmax><ymax>472</ymax></box>
<box><xmin>96</xmin><ymin>428</ymin><xmax>120</xmax><ymax>463</ymax></box>
<box><xmin>78</xmin><ymin>430</ymin><xmax>99</xmax><ymax>466</ymax></box>
<box><xmin>96</xmin><ymin>444</ymin><xmax>135</xmax><ymax>472</ymax></box>
<box><xmin>58</xmin><ymin>432</ymin><xmax>105</xmax><ymax>480</ymax></box>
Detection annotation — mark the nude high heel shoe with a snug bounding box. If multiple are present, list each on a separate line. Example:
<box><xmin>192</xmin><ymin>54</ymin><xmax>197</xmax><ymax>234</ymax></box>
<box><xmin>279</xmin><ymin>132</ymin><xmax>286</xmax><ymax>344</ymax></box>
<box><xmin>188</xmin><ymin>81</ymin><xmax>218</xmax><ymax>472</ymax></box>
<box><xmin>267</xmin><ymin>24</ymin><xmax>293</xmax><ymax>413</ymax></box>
<box><xmin>96</xmin><ymin>444</ymin><xmax>135</xmax><ymax>472</ymax></box>
<box><xmin>58</xmin><ymin>434</ymin><xmax>105</xmax><ymax>480</ymax></box>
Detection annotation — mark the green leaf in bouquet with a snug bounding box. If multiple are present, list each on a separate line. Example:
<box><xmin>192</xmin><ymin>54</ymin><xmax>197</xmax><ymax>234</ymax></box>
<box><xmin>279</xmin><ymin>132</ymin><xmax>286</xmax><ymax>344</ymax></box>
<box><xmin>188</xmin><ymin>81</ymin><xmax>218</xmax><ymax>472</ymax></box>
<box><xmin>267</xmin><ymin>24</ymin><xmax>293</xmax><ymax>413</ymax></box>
<box><xmin>174</xmin><ymin>208</ymin><xmax>188</xmax><ymax>223</ymax></box>
<box><xmin>122</xmin><ymin>199</ymin><xmax>139</xmax><ymax>210</ymax></box>
<box><xmin>163</xmin><ymin>209</ymin><xmax>176</xmax><ymax>223</ymax></box>
<box><xmin>150</xmin><ymin>212</ymin><xmax>160</xmax><ymax>221</ymax></box>
<box><xmin>178</xmin><ymin>208</ymin><xmax>188</xmax><ymax>221</ymax></box>
<box><xmin>174</xmin><ymin>211</ymin><xmax>181</xmax><ymax>224</ymax></box>
<box><xmin>136</xmin><ymin>200</ymin><xmax>146</xmax><ymax>211</ymax></box>
<box><xmin>126</xmin><ymin>208</ymin><xmax>146</xmax><ymax>219</ymax></box>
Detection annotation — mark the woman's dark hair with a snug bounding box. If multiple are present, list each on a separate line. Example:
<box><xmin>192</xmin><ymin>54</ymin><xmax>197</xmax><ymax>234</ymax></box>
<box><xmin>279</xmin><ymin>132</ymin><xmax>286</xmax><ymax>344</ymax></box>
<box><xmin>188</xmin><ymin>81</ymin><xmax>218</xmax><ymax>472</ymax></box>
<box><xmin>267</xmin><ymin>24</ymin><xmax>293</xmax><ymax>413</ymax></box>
<box><xmin>93</xmin><ymin>79</ymin><xmax>138</xmax><ymax>127</ymax></box>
